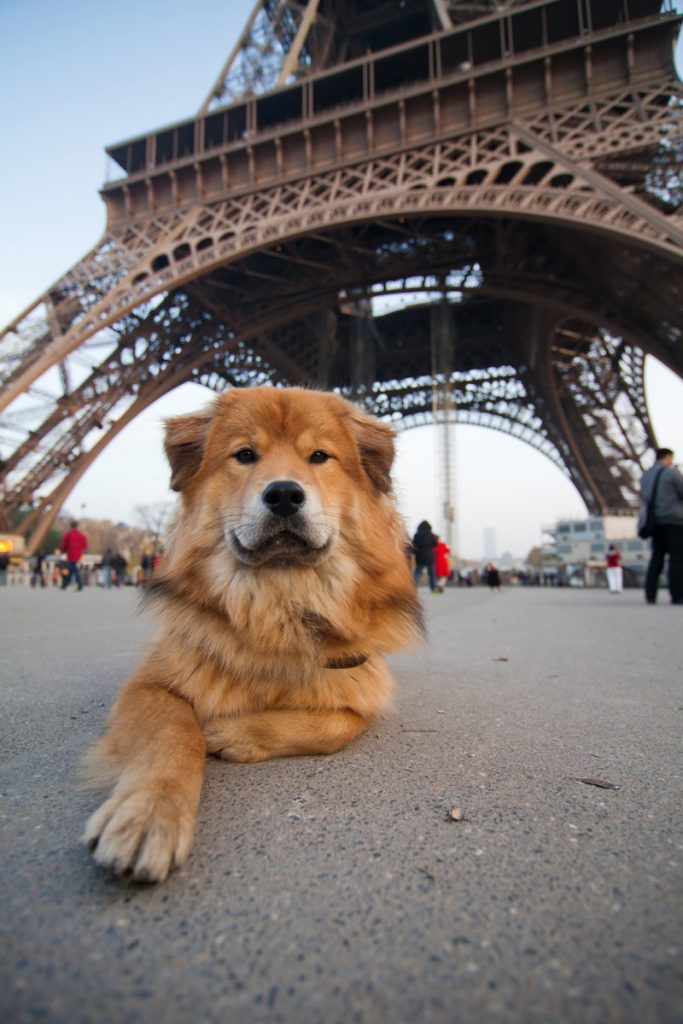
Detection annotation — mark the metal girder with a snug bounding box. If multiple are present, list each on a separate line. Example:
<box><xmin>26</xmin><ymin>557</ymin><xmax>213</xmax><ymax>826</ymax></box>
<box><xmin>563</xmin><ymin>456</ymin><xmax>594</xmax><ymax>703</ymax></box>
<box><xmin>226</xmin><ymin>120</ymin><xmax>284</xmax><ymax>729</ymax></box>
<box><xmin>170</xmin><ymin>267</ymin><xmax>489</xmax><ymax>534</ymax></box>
<box><xmin>510</xmin><ymin>123</ymin><xmax>683</xmax><ymax>253</ymax></box>
<box><xmin>4</xmin><ymin>72</ymin><xmax>682</xmax><ymax>411</ymax></box>
<box><xmin>201</xmin><ymin>1</ymin><xmax>316</xmax><ymax>110</ymax></box>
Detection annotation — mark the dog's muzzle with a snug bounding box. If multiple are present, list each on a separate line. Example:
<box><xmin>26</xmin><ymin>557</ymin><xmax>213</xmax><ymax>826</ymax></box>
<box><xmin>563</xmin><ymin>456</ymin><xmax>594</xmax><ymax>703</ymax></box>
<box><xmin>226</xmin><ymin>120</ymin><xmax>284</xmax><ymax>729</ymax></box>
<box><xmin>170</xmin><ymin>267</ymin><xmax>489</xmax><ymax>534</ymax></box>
<box><xmin>229</xmin><ymin>479</ymin><xmax>331</xmax><ymax>566</ymax></box>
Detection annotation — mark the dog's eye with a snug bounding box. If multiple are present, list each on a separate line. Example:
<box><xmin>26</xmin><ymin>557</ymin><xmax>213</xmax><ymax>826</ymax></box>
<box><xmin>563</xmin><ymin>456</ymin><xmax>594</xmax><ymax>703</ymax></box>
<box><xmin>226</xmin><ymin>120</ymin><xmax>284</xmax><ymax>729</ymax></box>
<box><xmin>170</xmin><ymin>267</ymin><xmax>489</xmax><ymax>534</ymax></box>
<box><xmin>309</xmin><ymin>450</ymin><xmax>330</xmax><ymax>464</ymax></box>
<box><xmin>234</xmin><ymin>448</ymin><xmax>258</xmax><ymax>464</ymax></box>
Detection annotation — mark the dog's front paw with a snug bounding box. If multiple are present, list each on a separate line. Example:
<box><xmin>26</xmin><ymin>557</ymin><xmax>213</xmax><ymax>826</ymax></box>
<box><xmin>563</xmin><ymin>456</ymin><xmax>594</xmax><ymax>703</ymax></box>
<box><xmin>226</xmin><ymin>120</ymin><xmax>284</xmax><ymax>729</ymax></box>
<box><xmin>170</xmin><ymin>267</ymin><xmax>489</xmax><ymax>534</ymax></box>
<box><xmin>83</xmin><ymin>786</ymin><xmax>195</xmax><ymax>882</ymax></box>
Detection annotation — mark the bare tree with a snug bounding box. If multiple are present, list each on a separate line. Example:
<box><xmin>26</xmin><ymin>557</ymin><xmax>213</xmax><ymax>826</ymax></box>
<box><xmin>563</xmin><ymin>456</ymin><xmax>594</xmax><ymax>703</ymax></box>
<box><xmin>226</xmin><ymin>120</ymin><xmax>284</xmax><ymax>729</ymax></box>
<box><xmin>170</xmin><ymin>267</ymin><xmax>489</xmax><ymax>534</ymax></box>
<box><xmin>134</xmin><ymin>502</ymin><xmax>173</xmax><ymax>550</ymax></box>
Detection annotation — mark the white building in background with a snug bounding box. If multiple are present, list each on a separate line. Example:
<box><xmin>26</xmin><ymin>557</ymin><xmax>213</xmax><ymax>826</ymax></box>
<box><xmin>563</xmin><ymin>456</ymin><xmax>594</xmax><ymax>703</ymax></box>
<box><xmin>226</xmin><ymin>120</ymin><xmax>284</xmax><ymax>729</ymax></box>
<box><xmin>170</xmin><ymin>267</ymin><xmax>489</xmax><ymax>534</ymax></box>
<box><xmin>541</xmin><ymin>514</ymin><xmax>650</xmax><ymax>586</ymax></box>
<box><xmin>483</xmin><ymin>527</ymin><xmax>496</xmax><ymax>560</ymax></box>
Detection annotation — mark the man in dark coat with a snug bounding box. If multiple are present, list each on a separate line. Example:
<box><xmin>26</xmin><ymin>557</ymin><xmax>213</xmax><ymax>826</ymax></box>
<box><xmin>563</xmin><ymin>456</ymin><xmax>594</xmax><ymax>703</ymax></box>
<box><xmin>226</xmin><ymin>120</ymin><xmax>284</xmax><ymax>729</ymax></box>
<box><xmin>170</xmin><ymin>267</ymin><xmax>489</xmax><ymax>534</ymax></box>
<box><xmin>112</xmin><ymin>552</ymin><xmax>128</xmax><ymax>587</ymax></box>
<box><xmin>641</xmin><ymin>447</ymin><xmax>683</xmax><ymax>604</ymax></box>
<box><xmin>412</xmin><ymin>520</ymin><xmax>439</xmax><ymax>593</ymax></box>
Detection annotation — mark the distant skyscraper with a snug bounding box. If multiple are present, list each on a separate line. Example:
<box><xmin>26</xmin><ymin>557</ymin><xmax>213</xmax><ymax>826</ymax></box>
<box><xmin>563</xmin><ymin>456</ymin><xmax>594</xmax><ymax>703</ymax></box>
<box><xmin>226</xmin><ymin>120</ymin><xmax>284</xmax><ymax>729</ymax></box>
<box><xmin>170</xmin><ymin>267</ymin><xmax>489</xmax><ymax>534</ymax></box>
<box><xmin>483</xmin><ymin>528</ymin><xmax>496</xmax><ymax>561</ymax></box>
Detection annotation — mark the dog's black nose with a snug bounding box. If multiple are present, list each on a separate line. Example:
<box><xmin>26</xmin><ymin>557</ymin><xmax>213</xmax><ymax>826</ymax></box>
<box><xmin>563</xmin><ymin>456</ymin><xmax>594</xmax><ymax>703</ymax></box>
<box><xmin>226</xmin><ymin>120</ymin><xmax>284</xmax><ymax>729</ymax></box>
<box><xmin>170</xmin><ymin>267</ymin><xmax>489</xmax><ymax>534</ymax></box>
<box><xmin>262</xmin><ymin>480</ymin><xmax>305</xmax><ymax>518</ymax></box>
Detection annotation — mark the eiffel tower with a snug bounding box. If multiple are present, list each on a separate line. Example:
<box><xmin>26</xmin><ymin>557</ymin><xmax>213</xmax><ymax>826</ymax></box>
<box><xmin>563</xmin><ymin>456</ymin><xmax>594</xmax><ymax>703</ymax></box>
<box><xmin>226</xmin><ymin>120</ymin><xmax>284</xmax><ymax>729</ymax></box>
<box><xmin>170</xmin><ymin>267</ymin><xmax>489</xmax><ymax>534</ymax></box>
<box><xmin>1</xmin><ymin>0</ymin><xmax>682</xmax><ymax>554</ymax></box>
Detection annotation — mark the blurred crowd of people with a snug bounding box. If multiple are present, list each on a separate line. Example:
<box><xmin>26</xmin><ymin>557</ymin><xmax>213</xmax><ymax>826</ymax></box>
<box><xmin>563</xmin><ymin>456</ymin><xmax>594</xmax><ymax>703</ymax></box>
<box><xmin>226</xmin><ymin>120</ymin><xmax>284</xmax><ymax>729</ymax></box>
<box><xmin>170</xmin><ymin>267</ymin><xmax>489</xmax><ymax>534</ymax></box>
<box><xmin>409</xmin><ymin>519</ymin><xmax>539</xmax><ymax>592</ymax></box>
<box><xmin>0</xmin><ymin>519</ymin><xmax>164</xmax><ymax>590</ymax></box>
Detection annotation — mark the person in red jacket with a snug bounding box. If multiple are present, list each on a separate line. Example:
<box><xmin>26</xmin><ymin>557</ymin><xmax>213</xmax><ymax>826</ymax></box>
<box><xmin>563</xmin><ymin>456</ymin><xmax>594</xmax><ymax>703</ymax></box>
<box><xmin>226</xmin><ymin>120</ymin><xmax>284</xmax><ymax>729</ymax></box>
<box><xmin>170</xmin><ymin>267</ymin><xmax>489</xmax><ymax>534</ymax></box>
<box><xmin>605</xmin><ymin>544</ymin><xmax>623</xmax><ymax>594</ymax></box>
<box><xmin>59</xmin><ymin>520</ymin><xmax>88</xmax><ymax>591</ymax></box>
<box><xmin>434</xmin><ymin>537</ymin><xmax>451</xmax><ymax>593</ymax></box>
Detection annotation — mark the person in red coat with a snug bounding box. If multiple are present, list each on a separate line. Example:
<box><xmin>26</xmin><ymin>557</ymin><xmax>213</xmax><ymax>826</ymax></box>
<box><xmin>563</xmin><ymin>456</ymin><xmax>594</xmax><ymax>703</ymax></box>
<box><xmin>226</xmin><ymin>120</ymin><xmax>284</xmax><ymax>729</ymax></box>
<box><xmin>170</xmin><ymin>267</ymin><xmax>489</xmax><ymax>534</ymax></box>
<box><xmin>59</xmin><ymin>520</ymin><xmax>88</xmax><ymax>591</ymax></box>
<box><xmin>434</xmin><ymin>537</ymin><xmax>451</xmax><ymax>593</ymax></box>
<box><xmin>605</xmin><ymin>544</ymin><xmax>623</xmax><ymax>594</ymax></box>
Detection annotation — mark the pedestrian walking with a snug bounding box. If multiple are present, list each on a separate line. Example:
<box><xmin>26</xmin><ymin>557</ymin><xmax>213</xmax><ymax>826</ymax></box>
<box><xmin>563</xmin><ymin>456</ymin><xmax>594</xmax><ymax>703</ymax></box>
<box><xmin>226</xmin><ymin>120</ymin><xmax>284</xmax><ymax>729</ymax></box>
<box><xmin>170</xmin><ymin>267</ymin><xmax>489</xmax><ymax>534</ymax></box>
<box><xmin>0</xmin><ymin>552</ymin><xmax>9</xmax><ymax>585</ymax></box>
<box><xmin>640</xmin><ymin>448</ymin><xmax>683</xmax><ymax>605</ymax></box>
<box><xmin>112</xmin><ymin>552</ymin><xmax>128</xmax><ymax>587</ymax></box>
<box><xmin>605</xmin><ymin>544</ymin><xmax>623</xmax><ymax>593</ymax></box>
<box><xmin>434</xmin><ymin>538</ymin><xmax>451</xmax><ymax>593</ymax></box>
<box><xmin>485</xmin><ymin>563</ymin><xmax>501</xmax><ymax>590</ymax></box>
<box><xmin>31</xmin><ymin>551</ymin><xmax>47</xmax><ymax>588</ymax></box>
<box><xmin>412</xmin><ymin>520</ymin><xmax>438</xmax><ymax>593</ymax></box>
<box><xmin>59</xmin><ymin>520</ymin><xmax>88</xmax><ymax>592</ymax></box>
<box><xmin>101</xmin><ymin>549</ymin><xmax>115</xmax><ymax>589</ymax></box>
<box><xmin>141</xmin><ymin>547</ymin><xmax>154</xmax><ymax>583</ymax></box>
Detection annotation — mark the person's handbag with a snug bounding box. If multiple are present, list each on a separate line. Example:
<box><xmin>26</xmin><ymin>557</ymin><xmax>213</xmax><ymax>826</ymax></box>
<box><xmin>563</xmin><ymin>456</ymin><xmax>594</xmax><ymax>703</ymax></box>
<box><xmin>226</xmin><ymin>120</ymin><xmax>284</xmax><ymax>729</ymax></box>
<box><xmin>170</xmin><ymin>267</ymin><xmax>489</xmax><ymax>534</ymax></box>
<box><xmin>638</xmin><ymin>466</ymin><xmax>665</xmax><ymax>539</ymax></box>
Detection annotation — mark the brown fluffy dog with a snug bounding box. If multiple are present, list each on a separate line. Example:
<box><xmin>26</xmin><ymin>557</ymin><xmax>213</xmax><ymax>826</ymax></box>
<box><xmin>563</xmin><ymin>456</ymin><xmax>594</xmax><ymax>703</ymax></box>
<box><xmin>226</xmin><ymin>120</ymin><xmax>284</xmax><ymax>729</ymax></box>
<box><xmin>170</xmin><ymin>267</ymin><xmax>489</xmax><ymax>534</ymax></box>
<box><xmin>83</xmin><ymin>386</ymin><xmax>423</xmax><ymax>882</ymax></box>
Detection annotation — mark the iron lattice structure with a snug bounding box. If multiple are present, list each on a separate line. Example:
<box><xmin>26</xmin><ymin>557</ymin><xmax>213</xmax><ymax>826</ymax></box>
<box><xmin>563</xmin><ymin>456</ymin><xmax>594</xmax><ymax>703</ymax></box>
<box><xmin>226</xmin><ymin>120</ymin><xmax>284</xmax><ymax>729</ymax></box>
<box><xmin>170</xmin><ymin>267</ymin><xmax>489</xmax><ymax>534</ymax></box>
<box><xmin>1</xmin><ymin>0</ymin><xmax>682</xmax><ymax>552</ymax></box>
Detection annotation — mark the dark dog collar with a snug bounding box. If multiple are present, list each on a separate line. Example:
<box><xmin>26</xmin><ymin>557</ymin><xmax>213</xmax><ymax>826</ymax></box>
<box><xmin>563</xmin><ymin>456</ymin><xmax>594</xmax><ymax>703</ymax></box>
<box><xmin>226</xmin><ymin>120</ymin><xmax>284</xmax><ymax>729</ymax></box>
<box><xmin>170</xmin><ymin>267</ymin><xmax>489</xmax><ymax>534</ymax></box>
<box><xmin>323</xmin><ymin>654</ymin><xmax>368</xmax><ymax>670</ymax></box>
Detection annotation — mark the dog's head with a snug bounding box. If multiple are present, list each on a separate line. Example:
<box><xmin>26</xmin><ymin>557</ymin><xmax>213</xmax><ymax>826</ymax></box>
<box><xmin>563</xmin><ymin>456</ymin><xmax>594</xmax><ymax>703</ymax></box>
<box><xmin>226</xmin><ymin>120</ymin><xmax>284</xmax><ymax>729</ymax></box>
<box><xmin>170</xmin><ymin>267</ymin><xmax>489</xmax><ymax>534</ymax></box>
<box><xmin>164</xmin><ymin>387</ymin><xmax>396</xmax><ymax>568</ymax></box>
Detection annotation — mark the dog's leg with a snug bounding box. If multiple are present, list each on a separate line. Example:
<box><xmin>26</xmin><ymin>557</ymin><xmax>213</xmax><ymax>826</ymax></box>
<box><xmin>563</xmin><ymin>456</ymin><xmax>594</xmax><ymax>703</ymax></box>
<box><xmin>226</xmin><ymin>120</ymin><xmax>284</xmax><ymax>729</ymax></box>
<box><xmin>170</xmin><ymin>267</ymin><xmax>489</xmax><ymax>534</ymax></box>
<box><xmin>203</xmin><ymin>708</ymin><xmax>370</xmax><ymax>763</ymax></box>
<box><xmin>83</xmin><ymin>676</ymin><xmax>206</xmax><ymax>882</ymax></box>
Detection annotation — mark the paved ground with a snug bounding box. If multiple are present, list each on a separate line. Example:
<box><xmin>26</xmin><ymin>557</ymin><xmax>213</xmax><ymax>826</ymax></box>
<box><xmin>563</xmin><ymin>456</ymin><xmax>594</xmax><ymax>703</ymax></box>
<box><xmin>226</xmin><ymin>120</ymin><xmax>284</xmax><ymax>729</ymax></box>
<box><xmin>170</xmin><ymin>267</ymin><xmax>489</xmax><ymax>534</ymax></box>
<box><xmin>1</xmin><ymin>583</ymin><xmax>681</xmax><ymax>1024</ymax></box>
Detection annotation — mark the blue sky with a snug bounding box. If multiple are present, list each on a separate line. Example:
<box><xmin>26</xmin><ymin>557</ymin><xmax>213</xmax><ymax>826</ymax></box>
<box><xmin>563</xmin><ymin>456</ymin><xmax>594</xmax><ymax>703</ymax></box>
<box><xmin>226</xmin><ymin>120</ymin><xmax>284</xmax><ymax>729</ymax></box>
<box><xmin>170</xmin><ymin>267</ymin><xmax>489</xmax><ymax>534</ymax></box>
<box><xmin>1</xmin><ymin>1</ymin><xmax>682</xmax><ymax>558</ymax></box>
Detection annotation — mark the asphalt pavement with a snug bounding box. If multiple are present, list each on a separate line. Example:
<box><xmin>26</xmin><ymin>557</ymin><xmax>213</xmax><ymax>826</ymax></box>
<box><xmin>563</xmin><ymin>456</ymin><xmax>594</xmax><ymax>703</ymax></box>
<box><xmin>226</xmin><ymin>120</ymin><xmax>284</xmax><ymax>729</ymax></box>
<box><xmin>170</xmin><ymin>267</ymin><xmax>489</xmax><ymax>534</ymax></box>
<box><xmin>1</xmin><ymin>583</ymin><xmax>681</xmax><ymax>1024</ymax></box>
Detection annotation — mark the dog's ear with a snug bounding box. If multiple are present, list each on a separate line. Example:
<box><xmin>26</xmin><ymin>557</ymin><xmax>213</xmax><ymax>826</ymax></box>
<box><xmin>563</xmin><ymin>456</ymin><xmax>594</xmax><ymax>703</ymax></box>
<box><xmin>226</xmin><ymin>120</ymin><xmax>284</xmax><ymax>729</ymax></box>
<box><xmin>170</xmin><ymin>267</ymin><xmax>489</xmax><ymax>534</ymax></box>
<box><xmin>349</xmin><ymin>409</ymin><xmax>396</xmax><ymax>494</ymax></box>
<box><xmin>164</xmin><ymin>410</ymin><xmax>214</xmax><ymax>492</ymax></box>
